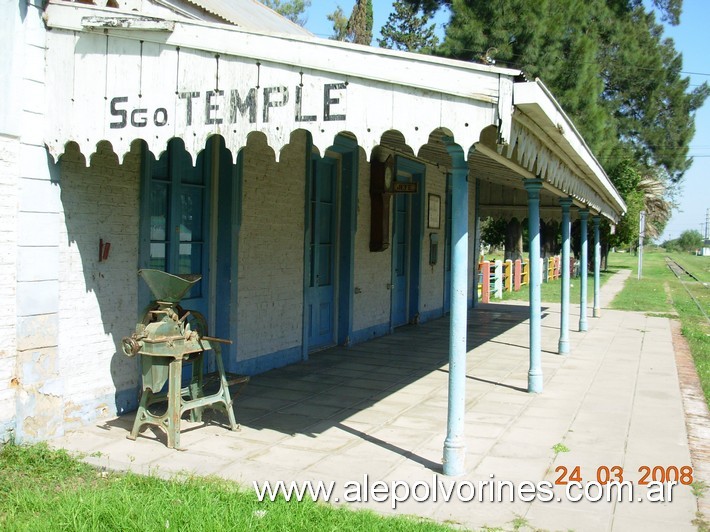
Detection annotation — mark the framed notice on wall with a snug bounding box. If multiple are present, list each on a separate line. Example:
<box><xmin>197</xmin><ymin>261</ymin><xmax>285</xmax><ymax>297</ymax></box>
<box><xmin>428</xmin><ymin>194</ymin><xmax>441</xmax><ymax>229</ymax></box>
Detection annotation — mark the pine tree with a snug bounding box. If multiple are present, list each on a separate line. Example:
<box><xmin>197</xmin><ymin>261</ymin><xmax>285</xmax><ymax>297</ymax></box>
<box><xmin>402</xmin><ymin>0</ymin><xmax>707</xmax><ymax>184</ymax></box>
<box><xmin>378</xmin><ymin>0</ymin><xmax>439</xmax><ymax>52</ymax></box>
<box><xmin>347</xmin><ymin>0</ymin><xmax>374</xmax><ymax>45</ymax></box>
<box><xmin>328</xmin><ymin>1</ymin><xmax>373</xmax><ymax>44</ymax></box>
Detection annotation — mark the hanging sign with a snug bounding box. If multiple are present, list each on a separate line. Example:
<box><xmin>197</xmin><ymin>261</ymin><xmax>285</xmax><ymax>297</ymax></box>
<box><xmin>393</xmin><ymin>182</ymin><xmax>418</xmax><ymax>194</ymax></box>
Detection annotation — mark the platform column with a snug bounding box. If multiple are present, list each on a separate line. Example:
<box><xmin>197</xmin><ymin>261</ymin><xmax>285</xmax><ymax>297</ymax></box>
<box><xmin>559</xmin><ymin>197</ymin><xmax>573</xmax><ymax>354</ymax></box>
<box><xmin>524</xmin><ymin>179</ymin><xmax>544</xmax><ymax>393</ymax></box>
<box><xmin>443</xmin><ymin>146</ymin><xmax>468</xmax><ymax>476</ymax></box>
<box><xmin>593</xmin><ymin>215</ymin><xmax>601</xmax><ymax>318</ymax></box>
<box><xmin>579</xmin><ymin>209</ymin><xmax>589</xmax><ymax>331</ymax></box>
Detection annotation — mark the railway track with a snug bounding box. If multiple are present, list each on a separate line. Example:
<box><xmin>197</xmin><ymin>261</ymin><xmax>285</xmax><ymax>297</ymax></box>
<box><xmin>665</xmin><ymin>256</ymin><xmax>710</xmax><ymax>323</ymax></box>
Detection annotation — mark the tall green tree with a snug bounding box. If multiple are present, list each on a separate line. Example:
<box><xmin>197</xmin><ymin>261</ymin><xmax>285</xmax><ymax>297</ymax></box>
<box><xmin>378</xmin><ymin>0</ymin><xmax>439</xmax><ymax>52</ymax></box>
<box><xmin>347</xmin><ymin>0</ymin><xmax>374</xmax><ymax>44</ymax></box>
<box><xmin>328</xmin><ymin>1</ymin><xmax>373</xmax><ymax>44</ymax></box>
<box><xmin>401</xmin><ymin>0</ymin><xmax>707</xmax><ymax>185</ymax></box>
<box><xmin>259</xmin><ymin>0</ymin><xmax>311</xmax><ymax>26</ymax></box>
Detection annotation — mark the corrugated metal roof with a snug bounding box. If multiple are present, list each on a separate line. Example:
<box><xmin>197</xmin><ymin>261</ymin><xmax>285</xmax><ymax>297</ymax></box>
<box><xmin>184</xmin><ymin>0</ymin><xmax>312</xmax><ymax>36</ymax></box>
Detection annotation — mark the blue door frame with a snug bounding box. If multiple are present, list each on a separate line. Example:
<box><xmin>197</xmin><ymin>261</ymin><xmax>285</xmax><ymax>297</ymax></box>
<box><xmin>140</xmin><ymin>137</ymin><xmax>241</xmax><ymax>371</ymax></box>
<box><xmin>390</xmin><ymin>157</ymin><xmax>424</xmax><ymax>329</ymax></box>
<box><xmin>302</xmin><ymin>135</ymin><xmax>358</xmax><ymax>357</ymax></box>
<box><xmin>139</xmin><ymin>138</ymin><xmax>210</xmax><ymax>318</ymax></box>
<box><xmin>307</xmin><ymin>156</ymin><xmax>338</xmax><ymax>351</ymax></box>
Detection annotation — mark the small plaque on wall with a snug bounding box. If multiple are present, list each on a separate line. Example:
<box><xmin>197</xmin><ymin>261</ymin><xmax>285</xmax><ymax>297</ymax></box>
<box><xmin>393</xmin><ymin>182</ymin><xmax>418</xmax><ymax>194</ymax></box>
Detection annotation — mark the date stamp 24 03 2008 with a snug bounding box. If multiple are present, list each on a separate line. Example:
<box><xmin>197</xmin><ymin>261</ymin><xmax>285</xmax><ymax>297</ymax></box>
<box><xmin>554</xmin><ymin>465</ymin><xmax>694</xmax><ymax>486</ymax></box>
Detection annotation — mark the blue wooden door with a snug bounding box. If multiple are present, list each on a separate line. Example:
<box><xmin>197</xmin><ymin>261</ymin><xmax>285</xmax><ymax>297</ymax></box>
<box><xmin>391</xmin><ymin>191</ymin><xmax>409</xmax><ymax>327</ymax></box>
<box><xmin>307</xmin><ymin>158</ymin><xmax>337</xmax><ymax>350</ymax></box>
<box><xmin>146</xmin><ymin>139</ymin><xmax>209</xmax><ymax>319</ymax></box>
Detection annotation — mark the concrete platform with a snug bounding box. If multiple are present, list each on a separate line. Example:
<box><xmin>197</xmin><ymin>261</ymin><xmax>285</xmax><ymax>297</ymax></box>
<box><xmin>51</xmin><ymin>270</ymin><xmax>706</xmax><ymax>531</ymax></box>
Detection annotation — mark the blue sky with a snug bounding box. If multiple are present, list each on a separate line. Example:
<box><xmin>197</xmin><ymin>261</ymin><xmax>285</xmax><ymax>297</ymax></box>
<box><xmin>657</xmin><ymin>0</ymin><xmax>709</xmax><ymax>241</ymax></box>
<box><xmin>304</xmin><ymin>1</ymin><xmax>709</xmax><ymax>241</ymax></box>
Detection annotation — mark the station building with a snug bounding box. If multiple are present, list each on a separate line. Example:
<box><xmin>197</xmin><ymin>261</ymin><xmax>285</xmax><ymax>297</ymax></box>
<box><xmin>0</xmin><ymin>0</ymin><xmax>626</xmax><ymax>449</ymax></box>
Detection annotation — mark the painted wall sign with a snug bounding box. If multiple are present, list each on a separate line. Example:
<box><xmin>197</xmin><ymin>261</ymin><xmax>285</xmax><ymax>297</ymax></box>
<box><xmin>108</xmin><ymin>83</ymin><xmax>347</xmax><ymax>130</ymax></box>
<box><xmin>393</xmin><ymin>182</ymin><xmax>418</xmax><ymax>194</ymax></box>
<box><xmin>44</xmin><ymin>27</ymin><xmax>499</xmax><ymax>163</ymax></box>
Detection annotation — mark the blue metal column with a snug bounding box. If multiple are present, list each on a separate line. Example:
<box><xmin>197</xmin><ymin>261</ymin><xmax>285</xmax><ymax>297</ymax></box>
<box><xmin>558</xmin><ymin>198</ymin><xmax>573</xmax><ymax>354</ymax></box>
<box><xmin>472</xmin><ymin>178</ymin><xmax>481</xmax><ymax>308</ymax></box>
<box><xmin>593</xmin><ymin>215</ymin><xmax>601</xmax><ymax>318</ymax></box>
<box><xmin>524</xmin><ymin>179</ymin><xmax>544</xmax><ymax>393</ymax></box>
<box><xmin>443</xmin><ymin>147</ymin><xmax>468</xmax><ymax>476</ymax></box>
<box><xmin>579</xmin><ymin>209</ymin><xmax>589</xmax><ymax>331</ymax></box>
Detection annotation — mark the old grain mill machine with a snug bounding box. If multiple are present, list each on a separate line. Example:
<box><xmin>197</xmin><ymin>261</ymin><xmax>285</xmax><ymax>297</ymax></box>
<box><xmin>122</xmin><ymin>269</ymin><xmax>248</xmax><ymax>449</ymax></box>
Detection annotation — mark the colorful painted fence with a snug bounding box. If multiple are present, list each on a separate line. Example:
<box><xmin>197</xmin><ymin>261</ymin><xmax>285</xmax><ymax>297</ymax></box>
<box><xmin>478</xmin><ymin>256</ymin><xmax>579</xmax><ymax>303</ymax></box>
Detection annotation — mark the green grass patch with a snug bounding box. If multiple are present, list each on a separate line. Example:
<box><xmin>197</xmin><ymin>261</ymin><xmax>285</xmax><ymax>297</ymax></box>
<box><xmin>500</xmin><ymin>267</ymin><xmax>614</xmax><ymax>304</ymax></box>
<box><xmin>672</xmin><ymin>253</ymin><xmax>710</xmax><ymax>283</ymax></box>
<box><xmin>552</xmin><ymin>443</ymin><xmax>570</xmax><ymax>453</ymax></box>
<box><xmin>0</xmin><ymin>443</ymin><xmax>451</xmax><ymax>531</ymax></box>
<box><xmin>608</xmin><ymin>249</ymin><xmax>710</xmax><ymax>407</ymax></box>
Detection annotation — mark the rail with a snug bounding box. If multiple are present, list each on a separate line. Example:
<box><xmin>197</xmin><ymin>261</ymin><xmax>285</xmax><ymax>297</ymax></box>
<box><xmin>665</xmin><ymin>256</ymin><xmax>709</xmax><ymax>323</ymax></box>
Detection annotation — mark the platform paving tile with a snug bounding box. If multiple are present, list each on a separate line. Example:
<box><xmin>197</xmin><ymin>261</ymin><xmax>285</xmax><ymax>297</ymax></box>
<box><xmin>48</xmin><ymin>270</ymin><xmax>703</xmax><ymax>531</ymax></box>
<box><xmin>248</xmin><ymin>444</ymin><xmax>330</xmax><ymax>471</ymax></box>
<box><xmin>612</xmin><ymin>515</ymin><xmax>696</xmax><ymax>532</ymax></box>
<box><xmin>524</xmin><ymin>502</ymin><xmax>614</xmax><ymax>532</ymax></box>
<box><xmin>276</xmin><ymin>425</ymin><xmax>361</xmax><ymax>452</ymax></box>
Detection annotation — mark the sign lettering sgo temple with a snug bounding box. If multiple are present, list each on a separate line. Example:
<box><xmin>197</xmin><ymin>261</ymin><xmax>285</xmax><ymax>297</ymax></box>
<box><xmin>108</xmin><ymin>83</ymin><xmax>347</xmax><ymax>130</ymax></box>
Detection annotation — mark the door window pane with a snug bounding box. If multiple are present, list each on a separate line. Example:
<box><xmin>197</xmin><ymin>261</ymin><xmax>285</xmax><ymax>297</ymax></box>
<box><xmin>178</xmin><ymin>242</ymin><xmax>202</xmax><ymax>298</ymax></box>
<box><xmin>180</xmin><ymin>187</ymin><xmax>203</xmax><ymax>241</ymax></box>
<box><xmin>318</xmin><ymin>244</ymin><xmax>332</xmax><ymax>286</ymax></box>
<box><xmin>150</xmin><ymin>183</ymin><xmax>169</xmax><ymax>241</ymax></box>
<box><xmin>149</xmin><ymin>243</ymin><xmax>167</xmax><ymax>270</ymax></box>
<box><xmin>319</xmin><ymin>204</ymin><xmax>333</xmax><ymax>245</ymax></box>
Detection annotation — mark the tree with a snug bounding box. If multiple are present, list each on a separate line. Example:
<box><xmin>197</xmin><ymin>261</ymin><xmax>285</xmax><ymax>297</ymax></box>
<box><xmin>401</xmin><ymin>0</ymin><xmax>708</xmax><ymax>184</ymax></box>
<box><xmin>347</xmin><ymin>0</ymin><xmax>373</xmax><ymax>44</ymax></box>
<box><xmin>637</xmin><ymin>173</ymin><xmax>673</xmax><ymax>240</ymax></box>
<box><xmin>328</xmin><ymin>0</ymin><xmax>373</xmax><ymax>44</ymax></box>
<box><xmin>402</xmin><ymin>0</ymin><xmax>681</xmax><ymax>22</ymax></box>
<box><xmin>607</xmin><ymin>159</ymin><xmax>644</xmax><ymax>252</ymax></box>
<box><xmin>378</xmin><ymin>0</ymin><xmax>439</xmax><ymax>52</ymax></box>
<box><xmin>666</xmin><ymin>229</ymin><xmax>704</xmax><ymax>252</ymax></box>
<box><xmin>399</xmin><ymin>0</ymin><xmax>706</xmax><ymax>272</ymax></box>
<box><xmin>327</xmin><ymin>6</ymin><xmax>349</xmax><ymax>41</ymax></box>
<box><xmin>259</xmin><ymin>0</ymin><xmax>311</xmax><ymax>26</ymax></box>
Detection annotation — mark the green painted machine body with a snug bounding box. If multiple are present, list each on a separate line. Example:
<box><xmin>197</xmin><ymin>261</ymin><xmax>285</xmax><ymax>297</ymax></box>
<box><xmin>121</xmin><ymin>269</ymin><xmax>247</xmax><ymax>449</ymax></box>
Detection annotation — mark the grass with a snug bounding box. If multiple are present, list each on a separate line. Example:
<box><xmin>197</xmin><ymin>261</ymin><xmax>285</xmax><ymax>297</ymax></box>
<box><xmin>497</xmin><ymin>248</ymin><xmax>709</xmax><ymax>407</ymax></box>
<box><xmin>499</xmin><ymin>264</ymin><xmax>615</xmax><ymax>304</ymax></box>
<box><xmin>552</xmin><ymin>443</ymin><xmax>570</xmax><ymax>454</ymax></box>
<box><xmin>0</xmin><ymin>443</ymin><xmax>451</xmax><ymax>532</ymax></box>
<box><xmin>672</xmin><ymin>253</ymin><xmax>710</xmax><ymax>283</ymax></box>
<box><xmin>608</xmin><ymin>249</ymin><xmax>710</xmax><ymax>407</ymax></box>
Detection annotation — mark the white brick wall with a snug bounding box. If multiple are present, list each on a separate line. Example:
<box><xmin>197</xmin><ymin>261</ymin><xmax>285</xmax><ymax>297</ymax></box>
<box><xmin>0</xmin><ymin>135</ymin><xmax>19</xmax><ymax>439</ymax></box>
<box><xmin>352</xmin><ymin>150</ymin><xmax>392</xmax><ymax>333</ymax></box>
<box><xmin>57</xmin><ymin>142</ymin><xmax>141</xmax><ymax>426</ymax></box>
<box><xmin>237</xmin><ymin>134</ymin><xmax>305</xmax><ymax>360</ymax></box>
<box><xmin>352</xmin><ymin>155</ymin><xmax>455</xmax><ymax>332</ymax></box>
<box><xmin>12</xmin><ymin>0</ymin><xmax>65</xmax><ymax>442</ymax></box>
<box><xmin>418</xmin><ymin>163</ymin><xmax>448</xmax><ymax>318</ymax></box>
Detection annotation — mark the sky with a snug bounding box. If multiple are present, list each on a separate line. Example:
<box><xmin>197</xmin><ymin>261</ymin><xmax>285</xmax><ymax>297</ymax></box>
<box><xmin>303</xmin><ymin>1</ymin><xmax>709</xmax><ymax>242</ymax></box>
